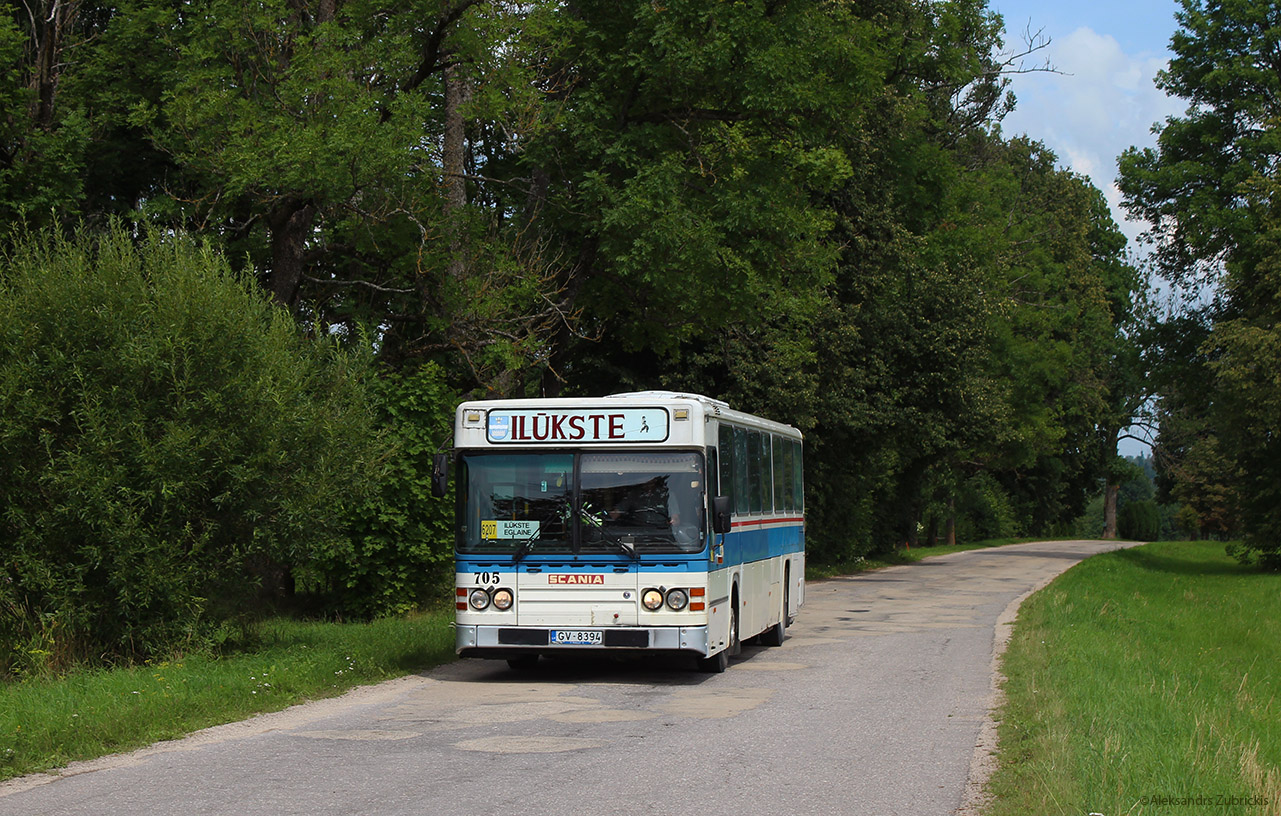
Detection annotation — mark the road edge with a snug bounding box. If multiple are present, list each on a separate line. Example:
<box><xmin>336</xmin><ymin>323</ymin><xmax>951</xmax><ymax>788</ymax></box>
<box><xmin>953</xmin><ymin>540</ymin><xmax>1145</xmax><ymax>816</ymax></box>
<box><xmin>0</xmin><ymin>674</ymin><xmax>432</xmax><ymax>799</ymax></box>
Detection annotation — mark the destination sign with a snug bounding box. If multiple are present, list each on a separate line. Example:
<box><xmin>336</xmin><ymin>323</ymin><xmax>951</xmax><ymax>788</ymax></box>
<box><xmin>480</xmin><ymin>520</ymin><xmax>540</xmax><ymax>540</ymax></box>
<box><xmin>486</xmin><ymin>408</ymin><xmax>669</xmax><ymax>444</ymax></box>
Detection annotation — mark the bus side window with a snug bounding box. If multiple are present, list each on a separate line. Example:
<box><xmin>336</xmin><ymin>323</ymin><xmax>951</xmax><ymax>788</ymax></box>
<box><xmin>789</xmin><ymin>438</ymin><xmax>799</xmax><ymax>509</ymax></box>
<box><xmin>717</xmin><ymin>424</ymin><xmax>734</xmax><ymax>512</ymax></box>
<box><xmin>761</xmin><ymin>431</ymin><xmax>774</xmax><ymax>514</ymax></box>
<box><xmin>748</xmin><ymin>430</ymin><xmax>764</xmax><ymax>514</ymax></box>
<box><xmin>733</xmin><ymin>426</ymin><xmax>749</xmax><ymax>516</ymax></box>
<box><xmin>773</xmin><ymin>434</ymin><xmax>787</xmax><ymax>513</ymax></box>
<box><xmin>780</xmin><ymin>436</ymin><xmax>796</xmax><ymax>513</ymax></box>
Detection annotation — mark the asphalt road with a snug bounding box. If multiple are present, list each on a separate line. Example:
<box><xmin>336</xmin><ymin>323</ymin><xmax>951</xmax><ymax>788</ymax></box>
<box><xmin>0</xmin><ymin>540</ymin><xmax>1136</xmax><ymax>816</ymax></box>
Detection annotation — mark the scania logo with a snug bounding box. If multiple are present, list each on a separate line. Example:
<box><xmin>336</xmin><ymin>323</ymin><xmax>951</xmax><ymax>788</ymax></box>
<box><xmin>548</xmin><ymin>574</ymin><xmax>605</xmax><ymax>585</ymax></box>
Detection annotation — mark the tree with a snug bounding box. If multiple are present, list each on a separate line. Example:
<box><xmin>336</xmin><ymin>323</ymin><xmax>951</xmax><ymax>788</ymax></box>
<box><xmin>1209</xmin><ymin>186</ymin><xmax>1281</xmax><ymax>559</ymax></box>
<box><xmin>96</xmin><ymin>0</ymin><xmax>566</xmax><ymax>394</ymax></box>
<box><xmin>1118</xmin><ymin>0</ymin><xmax>1281</xmax><ymax>561</ymax></box>
<box><xmin>1118</xmin><ymin>1</ymin><xmax>1281</xmax><ymax>289</ymax></box>
<box><xmin>0</xmin><ymin>0</ymin><xmax>1159</xmax><ymax>584</ymax></box>
<box><xmin>0</xmin><ymin>2</ymin><xmax>97</xmax><ymax>227</ymax></box>
<box><xmin>518</xmin><ymin>0</ymin><xmax>870</xmax><ymax>394</ymax></box>
<box><xmin>0</xmin><ymin>226</ymin><xmax>381</xmax><ymax>669</ymax></box>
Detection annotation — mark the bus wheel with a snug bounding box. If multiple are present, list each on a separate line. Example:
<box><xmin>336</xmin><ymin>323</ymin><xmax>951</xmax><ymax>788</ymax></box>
<box><xmin>506</xmin><ymin>655</ymin><xmax>539</xmax><ymax>671</ymax></box>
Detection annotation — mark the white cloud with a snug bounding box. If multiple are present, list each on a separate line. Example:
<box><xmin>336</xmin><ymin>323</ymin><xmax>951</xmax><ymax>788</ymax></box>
<box><xmin>999</xmin><ymin>26</ymin><xmax>1185</xmax><ymax>246</ymax></box>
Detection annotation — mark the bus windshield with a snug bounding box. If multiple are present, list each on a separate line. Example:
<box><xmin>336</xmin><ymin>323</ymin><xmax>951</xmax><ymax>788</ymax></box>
<box><xmin>457</xmin><ymin>451</ymin><xmax>705</xmax><ymax>556</ymax></box>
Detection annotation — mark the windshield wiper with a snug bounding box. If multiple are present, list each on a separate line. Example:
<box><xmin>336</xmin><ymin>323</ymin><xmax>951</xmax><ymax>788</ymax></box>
<box><xmin>578</xmin><ymin>501</ymin><xmax>639</xmax><ymax>560</ymax></box>
<box><xmin>512</xmin><ymin>532</ymin><xmax>538</xmax><ymax>563</ymax></box>
<box><xmin>603</xmin><ymin>533</ymin><xmax>637</xmax><ymax>560</ymax></box>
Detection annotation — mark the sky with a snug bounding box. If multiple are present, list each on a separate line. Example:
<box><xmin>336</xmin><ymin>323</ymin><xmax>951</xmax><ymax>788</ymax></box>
<box><xmin>987</xmin><ymin>0</ymin><xmax>1186</xmax><ymax>247</ymax></box>
<box><xmin>987</xmin><ymin>0</ymin><xmax>1186</xmax><ymax>457</ymax></box>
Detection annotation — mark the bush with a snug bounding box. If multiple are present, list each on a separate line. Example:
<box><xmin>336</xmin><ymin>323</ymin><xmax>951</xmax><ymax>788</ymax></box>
<box><xmin>0</xmin><ymin>226</ymin><xmax>381</xmax><ymax>672</ymax></box>
<box><xmin>955</xmin><ymin>472</ymin><xmax>1019</xmax><ymax>543</ymax></box>
<box><xmin>312</xmin><ymin>363</ymin><xmax>458</xmax><ymax>617</ymax></box>
<box><xmin>1118</xmin><ymin>500</ymin><xmax>1161</xmax><ymax>541</ymax></box>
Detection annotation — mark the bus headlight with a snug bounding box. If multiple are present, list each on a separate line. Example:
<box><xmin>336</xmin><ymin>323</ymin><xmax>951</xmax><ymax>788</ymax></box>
<box><xmin>492</xmin><ymin>588</ymin><xmax>514</xmax><ymax>611</ymax></box>
<box><xmin>469</xmin><ymin>589</ymin><xmax>491</xmax><ymax>611</ymax></box>
<box><xmin>641</xmin><ymin>589</ymin><xmax>664</xmax><ymax>611</ymax></box>
<box><xmin>665</xmin><ymin>588</ymin><xmax>689</xmax><ymax>611</ymax></box>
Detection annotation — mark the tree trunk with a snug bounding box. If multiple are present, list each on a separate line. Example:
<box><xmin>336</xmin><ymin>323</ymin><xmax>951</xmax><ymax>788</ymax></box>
<box><xmin>1102</xmin><ymin>482</ymin><xmax>1119</xmax><ymax>539</ymax></box>
<box><xmin>442</xmin><ymin>61</ymin><xmax>470</xmax><ymax>282</ymax></box>
<box><xmin>945</xmin><ymin>496</ymin><xmax>957</xmax><ymax>547</ymax></box>
<box><xmin>26</xmin><ymin>1</ymin><xmax>82</xmax><ymax>130</ymax></box>
<box><xmin>1101</xmin><ymin>423</ymin><xmax>1122</xmax><ymax>540</ymax></box>
<box><xmin>267</xmin><ymin>200</ymin><xmax>317</xmax><ymax>308</ymax></box>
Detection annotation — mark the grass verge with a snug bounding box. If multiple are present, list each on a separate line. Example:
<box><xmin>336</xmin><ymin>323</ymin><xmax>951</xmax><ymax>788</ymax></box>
<box><xmin>0</xmin><ymin>611</ymin><xmax>455</xmax><ymax>783</ymax></box>
<box><xmin>985</xmin><ymin>541</ymin><xmax>1281</xmax><ymax>816</ymax></box>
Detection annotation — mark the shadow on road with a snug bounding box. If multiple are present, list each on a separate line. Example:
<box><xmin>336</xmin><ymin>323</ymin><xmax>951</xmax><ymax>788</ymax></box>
<box><xmin>451</xmin><ymin>641</ymin><xmax>780</xmax><ymax>687</ymax></box>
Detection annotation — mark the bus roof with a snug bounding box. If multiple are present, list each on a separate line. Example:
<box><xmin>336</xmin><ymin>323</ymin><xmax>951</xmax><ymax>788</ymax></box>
<box><xmin>604</xmin><ymin>390</ymin><xmax>730</xmax><ymax>410</ymax></box>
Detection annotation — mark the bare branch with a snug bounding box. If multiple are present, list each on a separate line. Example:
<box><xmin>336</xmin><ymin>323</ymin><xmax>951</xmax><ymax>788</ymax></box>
<box><xmin>302</xmin><ymin>275</ymin><xmax>415</xmax><ymax>295</ymax></box>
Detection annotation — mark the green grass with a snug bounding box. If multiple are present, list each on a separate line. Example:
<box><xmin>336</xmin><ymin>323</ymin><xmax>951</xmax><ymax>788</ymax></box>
<box><xmin>0</xmin><ymin>611</ymin><xmax>455</xmax><ymax>782</ymax></box>
<box><xmin>986</xmin><ymin>541</ymin><xmax>1281</xmax><ymax>816</ymax></box>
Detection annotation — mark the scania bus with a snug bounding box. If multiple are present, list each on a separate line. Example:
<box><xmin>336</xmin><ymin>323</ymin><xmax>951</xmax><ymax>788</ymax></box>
<box><xmin>432</xmin><ymin>391</ymin><xmax>804</xmax><ymax>672</ymax></box>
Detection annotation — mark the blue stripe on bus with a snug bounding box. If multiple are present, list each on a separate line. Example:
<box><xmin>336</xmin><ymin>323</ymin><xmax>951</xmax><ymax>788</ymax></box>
<box><xmin>455</xmin><ymin>558</ymin><xmax>709</xmax><ymax>573</ymax></box>
<box><xmin>720</xmin><ymin>524</ymin><xmax>805</xmax><ymax>565</ymax></box>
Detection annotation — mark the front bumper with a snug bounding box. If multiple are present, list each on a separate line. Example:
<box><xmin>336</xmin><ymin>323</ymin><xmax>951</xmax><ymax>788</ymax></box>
<box><xmin>455</xmin><ymin>624</ymin><xmax>711</xmax><ymax>657</ymax></box>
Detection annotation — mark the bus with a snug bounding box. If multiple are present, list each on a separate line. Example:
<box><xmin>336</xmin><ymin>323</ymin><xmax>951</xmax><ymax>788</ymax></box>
<box><xmin>433</xmin><ymin>390</ymin><xmax>804</xmax><ymax>672</ymax></box>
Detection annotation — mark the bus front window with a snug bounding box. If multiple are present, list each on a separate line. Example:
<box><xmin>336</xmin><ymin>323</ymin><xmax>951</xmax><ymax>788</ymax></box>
<box><xmin>458</xmin><ymin>454</ymin><xmax>574</xmax><ymax>554</ymax></box>
<box><xmin>457</xmin><ymin>451</ymin><xmax>705</xmax><ymax>555</ymax></box>
<box><xmin>579</xmin><ymin>452</ymin><xmax>704</xmax><ymax>554</ymax></box>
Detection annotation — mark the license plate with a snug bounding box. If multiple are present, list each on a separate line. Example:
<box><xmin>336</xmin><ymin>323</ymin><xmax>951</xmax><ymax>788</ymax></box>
<box><xmin>549</xmin><ymin>629</ymin><xmax>603</xmax><ymax>646</ymax></box>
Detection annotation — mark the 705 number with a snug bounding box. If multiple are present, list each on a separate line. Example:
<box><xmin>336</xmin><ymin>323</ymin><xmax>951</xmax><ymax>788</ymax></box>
<box><xmin>474</xmin><ymin>572</ymin><xmax>501</xmax><ymax>585</ymax></box>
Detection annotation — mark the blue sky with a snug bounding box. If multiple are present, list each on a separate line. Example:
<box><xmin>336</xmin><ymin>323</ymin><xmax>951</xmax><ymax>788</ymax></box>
<box><xmin>987</xmin><ymin>1</ymin><xmax>1186</xmax><ymax>457</ymax></box>
<box><xmin>987</xmin><ymin>0</ymin><xmax>1186</xmax><ymax>247</ymax></box>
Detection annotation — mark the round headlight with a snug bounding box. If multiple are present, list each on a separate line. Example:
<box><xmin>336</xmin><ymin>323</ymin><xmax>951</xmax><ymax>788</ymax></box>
<box><xmin>469</xmin><ymin>588</ymin><xmax>491</xmax><ymax>610</ymax></box>
<box><xmin>641</xmin><ymin>588</ymin><xmax>664</xmax><ymax>611</ymax></box>
<box><xmin>492</xmin><ymin>588</ymin><xmax>514</xmax><ymax>610</ymax></box>
<box><xmin>666</xmin><ymin>588</ymin><xmax>689</xmax><ymax>611</ymax></box>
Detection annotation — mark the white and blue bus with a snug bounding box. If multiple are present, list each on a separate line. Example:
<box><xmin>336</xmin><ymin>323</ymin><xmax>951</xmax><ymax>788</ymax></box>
<box><xmin>434</xmin><ymin>391</ymin><xmax>804</xmax><ymax>672</ymax></box>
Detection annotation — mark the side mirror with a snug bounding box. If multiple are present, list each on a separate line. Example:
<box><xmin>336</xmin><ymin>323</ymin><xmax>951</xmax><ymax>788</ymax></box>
<box><xmin>712</xmin><ymin>496</ymin><xmax>732</xmax><ymax>535</ymax></box>
<box><xmin>430</xmin><ymin>453</ymin><xmax>450</xmax><ymax>498</ymax></box>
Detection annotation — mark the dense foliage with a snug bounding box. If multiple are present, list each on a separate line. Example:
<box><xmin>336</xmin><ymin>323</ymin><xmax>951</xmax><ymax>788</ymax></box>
<box><xmin>9</xmin><ymin>0</ymin><xmax>1244</xmax><ymax>668</ymax></box>
<box><xmin>1119</xmin><ymin>0</ymin><xmax>1281</xmax><ymax>564</ymax></box>
<box><xmin>321</xmin><ymin>364</ymin><xmax>458</xmax><ymax>618</ymax></box>
<box><xmin>0</xmin><ymin>228</ymin><xmax>381</xmax><ymax>672</ymax></box>
<box><xmin>1118</xmin><ymin>501</ymin><xmax>1161</xmax><ymax>542</ymax></box>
